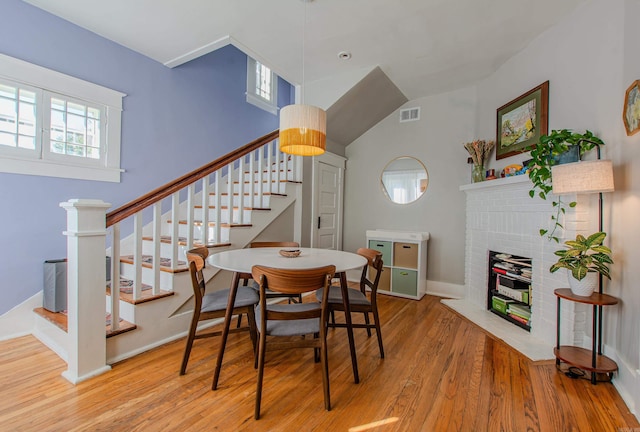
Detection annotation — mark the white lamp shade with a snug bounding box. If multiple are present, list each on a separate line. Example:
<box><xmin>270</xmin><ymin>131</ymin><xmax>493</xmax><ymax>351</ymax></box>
<box><xmin>551</xmin><ymin>159</ymin><xmax>614</xmax><ymax>195</ymax></box>
<box><xmin>279</xmin><ymin>104</ymin><xmax>326</xmax><ymax>156</ymax></box>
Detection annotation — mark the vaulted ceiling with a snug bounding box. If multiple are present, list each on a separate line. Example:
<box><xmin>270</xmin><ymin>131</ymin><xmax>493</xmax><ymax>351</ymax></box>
<box><xmin>22</xmin><ymin>0</ymin><xmax>585</xmax><ymax>101</ymax></box>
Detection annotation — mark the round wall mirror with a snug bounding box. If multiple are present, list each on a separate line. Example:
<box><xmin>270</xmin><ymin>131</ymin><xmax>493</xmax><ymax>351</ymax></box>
<box><xmin>381</xmin><ymin>157</ymin><xmax>429</xmax><ymax>204</ymax></box>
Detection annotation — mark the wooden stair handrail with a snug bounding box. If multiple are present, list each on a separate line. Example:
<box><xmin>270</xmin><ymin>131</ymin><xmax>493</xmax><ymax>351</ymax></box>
<box><xmin>106</xmin><ymin>130</ymin><xmax>279</xmax><ymax>227</ymax></box>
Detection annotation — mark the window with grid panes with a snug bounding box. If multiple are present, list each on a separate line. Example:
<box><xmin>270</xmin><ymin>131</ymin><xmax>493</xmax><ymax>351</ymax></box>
<box><xmin>246</xmin><ymin>57</ymin><xmax>278</xmax><ymax>115</ymax></box>
<box><xmin>0</xmin><ymin>53</ymin><xmax>124</xmax><ymax>182</ymax></box>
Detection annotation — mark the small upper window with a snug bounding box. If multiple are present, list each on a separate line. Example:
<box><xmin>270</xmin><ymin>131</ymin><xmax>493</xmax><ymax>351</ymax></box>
<box><xmin>246</xmin><ymin>57</ymin><xmax>278</xmax><ymax>115</ymax></box>
<box><xmin>0</xmin><ymin>53</ymin><xmax>125</xmax><ymax>182</ymax></box>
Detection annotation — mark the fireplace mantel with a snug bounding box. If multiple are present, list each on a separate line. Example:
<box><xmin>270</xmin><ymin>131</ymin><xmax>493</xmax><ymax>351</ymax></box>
<box><xmin>459</xmin><ymin>174</ymin><xmax>529</xmax><ymax>192</ymax></box>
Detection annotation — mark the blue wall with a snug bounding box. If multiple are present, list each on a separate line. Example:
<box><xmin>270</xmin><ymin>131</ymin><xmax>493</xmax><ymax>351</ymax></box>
<box><xmin>0</xmin><ymin>0</ymin><xmax>292</xmax><ymax>314</ymax></box>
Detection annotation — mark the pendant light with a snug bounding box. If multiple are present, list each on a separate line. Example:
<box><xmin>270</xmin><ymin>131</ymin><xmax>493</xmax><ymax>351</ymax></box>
<box><xmin>279</xmin><ymin>0</ymin><xmax>326</xmax><ymax>156</ymax></box>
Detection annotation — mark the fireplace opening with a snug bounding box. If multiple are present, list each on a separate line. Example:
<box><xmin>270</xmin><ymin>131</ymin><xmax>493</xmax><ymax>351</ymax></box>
<box><xmin>487</xmin><ymin>251</ymin><xmax>532</xmax><ymax>331</ymax></box>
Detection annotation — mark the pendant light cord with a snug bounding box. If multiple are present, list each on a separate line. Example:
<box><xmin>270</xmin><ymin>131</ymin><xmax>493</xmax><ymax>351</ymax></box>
<box><xmin>301</xmin><ymin>0</ymin><xmax>306</xmax><ymax>104</ymax></box>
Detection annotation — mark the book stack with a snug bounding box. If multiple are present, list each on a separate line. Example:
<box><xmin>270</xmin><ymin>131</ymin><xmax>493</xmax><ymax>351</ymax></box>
<box><xmin>507</xmin><ymin>303</ymin><xmax>531</xmax><ymax>326</ymax></box>
<box><xmin>496</xmin><ymin>275</ymin><xmax>530</xmax><ymax>304</ymax></box>
<box><xmin>491</xmin><ymin>296</ymin><xmax>515</xmax><ymax>314</ymax></box>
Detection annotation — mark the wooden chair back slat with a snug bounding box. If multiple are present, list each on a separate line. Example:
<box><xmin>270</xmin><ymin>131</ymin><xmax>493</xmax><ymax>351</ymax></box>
<box><xmin>252</xmin><ymin>265</ymin><xmax>335</xmax><ymax>296</ymax></box>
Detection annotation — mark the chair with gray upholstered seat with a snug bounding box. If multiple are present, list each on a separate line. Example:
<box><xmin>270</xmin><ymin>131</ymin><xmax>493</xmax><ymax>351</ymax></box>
<box><xmin>180</xmin><ymin>246</ymin><xmax>259</xmax><ymax>376</ymax></box>
<box><xmin>315</xmin><ymin>247</ymin><xmax>385</xmax><ymax>358</ymax></box>
<box><xmin>236</xmin><ymin>241</ymin><xmax>302</xmax><ymax>329</ymax></box>
<box><xmin>251</xmin><ymin>264</ymin><xmax>335</xmax><ymax>420</ymax></box>
<box><xmin>246</xmin><ymin>241</ymin><xmax>302</xmax><ymax>303</ymax></box>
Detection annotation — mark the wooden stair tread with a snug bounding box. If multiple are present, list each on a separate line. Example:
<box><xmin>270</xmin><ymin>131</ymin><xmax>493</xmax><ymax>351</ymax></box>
<box><xmin>245</xmin><ymin>169</ymin><xmax>291</xmax><ymax>174</ymax></box>
<box><xmin>139</xmin><ymin>236</ymin><xmax>231</xmax><ymax>248</ymax></box>
<box><xmin>209</xmin><ymin>192</ymin><xmax>286</xmax><ymax>197</ymax></box>
<box><xmin>33</xmin><ymin>307</ymin><xmax>136</xmax><ymax>337</ymax></box>
<box><xmin>106</xmin><ymin>286</ymin><xmax>174</xmax><ymax>305</ymax></box>
<box><xmin>167</xmin><ymin>220</ymin><xmax>252</xmax><ymax>228</ymax></box>
<box><xmin>193</xmin><ymin>205</ymin><xmax>270</xmax><ymax>211</ymax></box>
<box><xmin>232</xmin><ymin>179</ymin><xmax>293</xmax><ymax>184</ymax></box>
<box><xmin>106</xmin><ymin>320</ymin><xmax>137</xmax><ymax>338</ymax></box>
<box><xmin>120</xmin><ymin>255</ymin><xmax>188</xmax><ymax>273</ymax></box>
<box><xmin>107</xmin><ymin>277</ymin><xmax>152</xmax><ymax>294</ymax></box>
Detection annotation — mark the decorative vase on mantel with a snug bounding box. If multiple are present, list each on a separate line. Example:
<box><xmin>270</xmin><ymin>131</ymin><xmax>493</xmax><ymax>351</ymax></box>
<box><xmin>568</xmin><ymin>272</ymin><xmax>598</xmax><ymax>297</ymax></box>
<box><xmin>472</xmin><ymin>164</ymin><xmax>485</xmax><ymax>183</ymax></box>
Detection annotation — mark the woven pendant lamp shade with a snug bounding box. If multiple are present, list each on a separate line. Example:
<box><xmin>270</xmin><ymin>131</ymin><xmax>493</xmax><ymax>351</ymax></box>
<box><xmin>279</xmin><ymin>104</ymin><xmax>326</xmax><ymax>156</ymax></box>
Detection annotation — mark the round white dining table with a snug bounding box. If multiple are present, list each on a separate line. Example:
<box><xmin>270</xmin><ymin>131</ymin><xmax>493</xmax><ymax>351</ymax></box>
<box><xmin>208</xmin><ymin>247</ymin><xmax>367</xmax><ymax>388</ymax></box>
<box><xmin>209</xmin><ymin>247</ymin><xmax>367</xmax><ymax>274</ymax></box>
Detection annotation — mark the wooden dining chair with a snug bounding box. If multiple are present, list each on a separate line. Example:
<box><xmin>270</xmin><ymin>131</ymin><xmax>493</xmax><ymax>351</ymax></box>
<box><xmin>316</xmin><ymin>247</ymin><xmax>385</xmax><ymax>358</ymax></box>
<box><xmin>251</xmin><ymin>264</ymin><xmax>335</xmax><ymax>420</ymax></box>
<box><xmin>236</xmin><ymin>241</ymin><xmax>302</xmax><ymax>329</ymax></box>
<box><xmin>180</xmin><ymin>247</ymin><xmax>259</xmax><ymax>376</ymax></box>
<box><xmin>248</xmin><ymin>242</ymin><xmax>303</xmax><ymax>302</ymax></box>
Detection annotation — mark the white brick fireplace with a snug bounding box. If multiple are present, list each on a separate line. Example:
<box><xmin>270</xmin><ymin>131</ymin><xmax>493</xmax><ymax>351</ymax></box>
<box><xmin>442</xmin><ymin>175</ymin><xmax>591</xmax><ymax>361</ymax></box>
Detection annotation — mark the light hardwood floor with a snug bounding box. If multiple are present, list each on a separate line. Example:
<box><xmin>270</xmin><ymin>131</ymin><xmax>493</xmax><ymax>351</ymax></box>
<box><xmin>0</xmin><ymin>294</ymin><xmax>637</xmax><ymax>431</ymax></box>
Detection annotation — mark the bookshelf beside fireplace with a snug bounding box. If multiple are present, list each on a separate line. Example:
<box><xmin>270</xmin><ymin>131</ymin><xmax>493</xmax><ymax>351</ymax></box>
<box><xmin>487</xmin><ymin>251</ymin><xmax>532</xmax><ymax>331</ymax></box>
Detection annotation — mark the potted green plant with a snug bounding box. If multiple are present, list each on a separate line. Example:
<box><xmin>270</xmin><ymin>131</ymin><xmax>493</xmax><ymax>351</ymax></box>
<box><xmin>527</xmin><ymin>129</ymin><xmax>605</xmax><ymax>242</ymax></box>
<box><xmin>549</xmin><ymin>232</ymin><xmax>613</xmax><ymax>296</ymax></box>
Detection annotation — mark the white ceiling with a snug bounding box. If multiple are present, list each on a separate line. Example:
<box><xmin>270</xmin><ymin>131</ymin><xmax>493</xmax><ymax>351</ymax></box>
<box><xmin>23</xmin><ymin>0</ymin><xmax>585</xmax><ymax>100</ymax></box>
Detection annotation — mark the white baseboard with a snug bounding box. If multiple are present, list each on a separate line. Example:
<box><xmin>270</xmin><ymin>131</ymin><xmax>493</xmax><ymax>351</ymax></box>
<box><xmin>427</xmin><ymin>280</ymin><xmax>464</xmax><ymax>299</ymax></box>
<box><xmin>608</xmin><ymin>348</ymin><xmax>639</xmax><ymax>421</ymax></box>
<box><xmin>0</xmin><ymin>291</ymin><xmax>42</xmax><ymax>341</ymax></box>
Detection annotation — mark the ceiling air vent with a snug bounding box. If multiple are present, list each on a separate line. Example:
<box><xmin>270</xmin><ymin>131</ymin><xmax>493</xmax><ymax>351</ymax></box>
<box><xmin>399</xmin><ymin>107</ymin><xmax>420</xmax><ymax>123</ymax></box>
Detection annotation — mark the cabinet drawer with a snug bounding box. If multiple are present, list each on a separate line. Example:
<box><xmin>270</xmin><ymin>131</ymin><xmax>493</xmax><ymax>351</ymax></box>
<box><xmin>392</xmin><ymin>268</ymin><xmax>417</xmax><ymax>296</ymax></box>
<box><xmin>393</xmin><ymin>242</ymin><xmax>418</xmax><ymax>269</ymax></box>
<box><xmin>368</xmin><ymin>240</ymin><xmax>392</xmax><ymax>266</ymax></box>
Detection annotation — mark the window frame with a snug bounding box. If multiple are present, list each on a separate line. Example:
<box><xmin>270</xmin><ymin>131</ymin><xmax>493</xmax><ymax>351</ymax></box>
<box><xmin>246</xmin><ymin>57</ymin><xmax>278</xmax><ymax>115</ymax></box>
<box><xmin>0</xmin><ymin>53</ymin><xmax>125</xmax><ymax>182</ymax></box>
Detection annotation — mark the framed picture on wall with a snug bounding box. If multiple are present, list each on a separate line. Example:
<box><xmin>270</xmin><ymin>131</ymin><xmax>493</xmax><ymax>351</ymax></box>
<box><xmin>496</xmin><ymin>81</ymin><xmax>549</xmax><ymax>160</ymax></box>
<box><xmin>623</xmin><ymin>80</ymin><xmax>640</xmax><ymax>136</ymax></box>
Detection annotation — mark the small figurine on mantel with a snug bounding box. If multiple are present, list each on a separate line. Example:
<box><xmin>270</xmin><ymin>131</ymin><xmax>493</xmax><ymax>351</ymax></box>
<box><xmin>500</xmin><ymin>163</ymin><xmax>527</xmax><ymax>178</ymax></box>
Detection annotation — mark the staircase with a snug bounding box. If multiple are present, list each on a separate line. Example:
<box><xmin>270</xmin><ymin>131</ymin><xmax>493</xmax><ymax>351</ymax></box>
<box><xmin>37</xmin><ymin>130</ymin><xmax>303</xmax><ymax>382</ymax></box>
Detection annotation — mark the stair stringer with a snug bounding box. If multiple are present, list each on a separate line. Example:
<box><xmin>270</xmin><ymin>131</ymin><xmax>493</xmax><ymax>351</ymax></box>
<box><xmin>105</xmin><ymin>183</ymin><xmax>300</xmax><ymax>364</ymax></box>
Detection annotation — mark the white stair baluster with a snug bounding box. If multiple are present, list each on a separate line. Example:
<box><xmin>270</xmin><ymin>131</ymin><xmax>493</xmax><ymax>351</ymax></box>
<box><xmin>295</xmin><ymin>154</ymin><xmax>301</xmax><ymax>182</ymax></box>
<box><xmin>267</xmin><ymin>141</ymin><xmax>273</xmax><ymax>194</ymax></box>
<box><xmin>186</xmin><ymin>184</ymin><xmax>195</xmax><ymax>248</ymax></box>
<box><xmin>249</xmin><ymin>151</ymin><xmax>255</xmax><ymax>209</ymax></box>
<box><xmin>238</xmin><ymin>157</ymin><xmax>244</xmax><ymax>224</ymax></box>
<box><xmin>257</xmin><ymin>145</ymin><xmax>264</xmax><ymax>208</ymax></box>
<box><xmin>152</xmin><ymin>203</ymin><xmax>162</xmax><ymax>295</ymax></box>
<box><xmin>171</xmin><ymin>192</ymin><xmax>180</xmax><ymax>270</ymax></box>
<box><xmin>133</xmin><ymin>212</ymin><xmax>143</xmax><ymax>301</ymax></box>
<box><xmin>200</xmin><ymin>177</ymin><xmax>209</xmax><ymax>246</ymax></box>
<box><xmin>226</xmin><ymin>162</ymin><xmax>233</xmax><ymax>225</ymax></box>
<box><xmin>275</xmin><ymin>147</ymin><xmax>282</xmax><ymax>193</ymax></box>
<box><xmin>110</xmin><ymin>223</ymin><xmax>121</xmax><ymax>332</ymax></box>
<box><xmin>214</xmin><ymin>170</ymin><xmax>221</xmax><ymax>243</ymax></box>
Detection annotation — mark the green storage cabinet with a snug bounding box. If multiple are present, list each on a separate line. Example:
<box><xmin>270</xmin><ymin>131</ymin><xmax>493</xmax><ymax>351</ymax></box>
<box><xmin>368</xmin><ymin>240</ymin><xmax>392</xmax><ymax>265</ymax></box>
<box><xmin>366</xmin><ymin>230</ymin><xmax>429</xmax><ymax>300</ymax></box>
<box><xmin>392</xmin><ymin>268</ymin><xmax>418</xmax><ymax>297</ymax></box>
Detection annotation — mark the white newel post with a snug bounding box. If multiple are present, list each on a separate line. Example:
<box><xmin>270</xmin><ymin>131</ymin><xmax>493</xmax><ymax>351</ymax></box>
<box><xmin>60</xmin><ymin>199</ymin><xmax>112</xmax><ymax>384</ymax></box>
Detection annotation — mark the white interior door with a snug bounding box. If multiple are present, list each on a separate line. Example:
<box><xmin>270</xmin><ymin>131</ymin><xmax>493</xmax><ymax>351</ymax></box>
<box><xmin>312</xmin><ymin>153</ymin><xmax>345</xmax><ymax>250</ymax></box>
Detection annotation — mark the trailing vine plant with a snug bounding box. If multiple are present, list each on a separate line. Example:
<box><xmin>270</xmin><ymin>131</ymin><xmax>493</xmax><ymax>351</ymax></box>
<box><xmin>526</xmin><ymin>129</ymin><xmax>604</xmax><ymax>242</ymax></box>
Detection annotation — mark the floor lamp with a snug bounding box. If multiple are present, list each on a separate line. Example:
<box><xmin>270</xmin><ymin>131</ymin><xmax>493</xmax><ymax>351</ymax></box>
<box><xmin>551</xmin><ymin>142</ymin><xmax>614</xmax><ymax>360</ymax></box>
